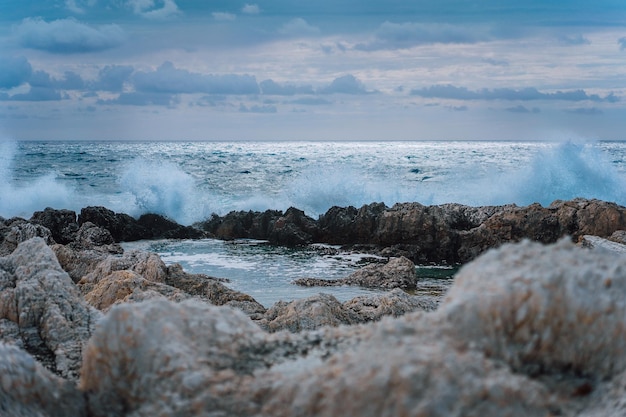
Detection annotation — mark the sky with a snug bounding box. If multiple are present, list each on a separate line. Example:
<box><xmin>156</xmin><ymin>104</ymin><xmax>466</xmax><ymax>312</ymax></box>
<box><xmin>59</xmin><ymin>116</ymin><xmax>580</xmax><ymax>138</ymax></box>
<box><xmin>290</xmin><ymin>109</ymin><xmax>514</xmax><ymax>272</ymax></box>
<box><xmin>0</xmin><ymin>0</ymin><xmax>625</xmax><ymax>141</ymax></box>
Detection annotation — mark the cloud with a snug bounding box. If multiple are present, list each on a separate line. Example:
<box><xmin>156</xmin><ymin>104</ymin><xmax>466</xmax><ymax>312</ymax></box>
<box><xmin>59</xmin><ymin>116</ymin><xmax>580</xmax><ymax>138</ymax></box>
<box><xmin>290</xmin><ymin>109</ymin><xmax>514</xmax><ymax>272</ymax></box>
<box><xmin>481</xmin><ymin>57</ymin><xmax>509</xmax><ymax>66</ymax></box>
<box><xmin>99</xmin><ymin>92</ymin><xmax>178</xmax><ymax>106</ymax></box>
<box><xmin>449</xmin><ymin>105</ymin><xmax>468</xmax><ymax>112</ymax></box>
<box><xmin>128</xmin><ymin>0</ymin><xmax>181</xmax><ymax>20</ymax></box>
<box><xmin>355</xmin><ymin>21</ymin><xmax>488</xmax><ymax>51</ymax></box>
<box><xmin>239</xmin><ymin>104</ymin><xmax>277</xmax><ymax>113</ymax></box>
<box><xmin>242</xmin><ymin>4</ymin><xmax>260</xmax><ymax>14</ymax></box>
<box><xmin>0</xmin><ymin>57</ymin><xmax>33</xmax><ymax>89</ymax></box>
<box><xmin>558</xmin><ymin>34</ymin><xmax>590</xmax><ymax>46</ymax></box>
<box><xmin>290</xmin><ymin>97</ymin><xmax>332</xmax><ymax>106</ymax></box>
<box><xmin>1</xmin><ymin>87</ymin><xmax>63</xmax><ymax>101</ymax></box>
<box><xmin>14</xmin><ymin>17</ymin><xmax>126</xmax><ymax>53</ymax></box>
<box><xmin>410</xmin><ymin>84</ymin><xmax>619</xmax><ymax>102</ymax></box>
<box><xmin>566</xmin><ymin>107</ymin><xmax>603</xmax><ymax>115</ymax></box>
<box><xmin>213</xmin><ymin>12</ymin><xmax>236</xmax><ymax>21</ymax></box>
<box><xmin>505</xmin><ymin>105</ymin><xmax>541</xmax><ymax>113</ymax></box>
<box><xmin>319</xmin><ymin>75</ymin><xmax>370</xmax><ymax>95</ymax></box>
<box><xmin>29</xmin><ymin>70</ymin><xmax>85</xmax><ymax>90</ymax></box>
<box><xmin>133</xmin><ymin>62</ymin><xmax>259</xmax><ymax>95</ymax></box>
<box><xmin>279</xmin><ymin>18</ymin><xmax>320</xmax><ymax>36</ymax></box>
<box><xmin>92</xmin><ymin>65</ymin><xmax>135</xmax><ymax>92</ymax></box>
<box><xmin>259</xmin><ymin>79</ymin><xmax>314</xmax><ymax>95</ymax></box>
<box><xmin>619</xmin><ymin>37</ymin><xmax>626</xmax><ymax>50</ymax></box>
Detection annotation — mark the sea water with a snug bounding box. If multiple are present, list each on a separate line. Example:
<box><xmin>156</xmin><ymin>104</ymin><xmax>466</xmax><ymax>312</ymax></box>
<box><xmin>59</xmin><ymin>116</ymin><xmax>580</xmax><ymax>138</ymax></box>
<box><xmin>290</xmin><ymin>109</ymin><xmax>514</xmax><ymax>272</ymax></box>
<box><xmin>2</xmin><ymin>140</ymin><xmax>626</xmax><ymax>305</ymax></box>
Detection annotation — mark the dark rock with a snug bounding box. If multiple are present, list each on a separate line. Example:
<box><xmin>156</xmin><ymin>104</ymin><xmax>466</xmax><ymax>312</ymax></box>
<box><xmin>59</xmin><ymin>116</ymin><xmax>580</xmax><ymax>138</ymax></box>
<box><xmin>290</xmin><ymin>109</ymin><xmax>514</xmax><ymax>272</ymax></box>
<box><xmin>79</xmin><ymin>206</ymin><xmax>148</xmax><ymax>242</ymax></box>
<box><xmin>198</xmin><ymin>209</ymin><xmax>282</xmax><ymax>240</ymax></box>
<box><xmin>136</xmin><ymin>213</ymin><xmax>206</xmax><ymax>239</ymax></box>
<box><xmin>29</xmin><ymin>207</ymin><xmax>79</xmax><ymax>244</ymax></box>
<box><xmin>268</xmin><ymin>207</ymin><xmax>319</xmax><ymax>246</ymax></box>
<box><xmin>0</xmin><ymin>217</ymin><xmax>54</xmax><ymax>256</ymax></box>
<box><xmin>318</xmin><ymin>202</ymin><xmax>387</xmax><ymax>244</ymax></box>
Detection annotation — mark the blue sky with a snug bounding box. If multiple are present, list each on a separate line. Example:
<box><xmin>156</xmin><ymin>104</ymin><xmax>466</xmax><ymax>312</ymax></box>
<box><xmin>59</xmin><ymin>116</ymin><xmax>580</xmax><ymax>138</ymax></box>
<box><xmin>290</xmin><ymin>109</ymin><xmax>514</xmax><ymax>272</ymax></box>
<box><xmin>0</xmin><ymin>0</ymin><xmax>625</xmax><ymax>140</ymax></box>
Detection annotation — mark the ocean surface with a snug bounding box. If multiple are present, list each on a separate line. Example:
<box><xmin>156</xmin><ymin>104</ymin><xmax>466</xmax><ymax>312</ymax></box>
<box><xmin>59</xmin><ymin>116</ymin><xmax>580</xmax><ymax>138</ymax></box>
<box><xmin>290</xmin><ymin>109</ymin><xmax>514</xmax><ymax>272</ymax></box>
<box><xmin>2</xmin><ymin>139</ymin><xmax>626</xmax><ymax>306</ymax></box>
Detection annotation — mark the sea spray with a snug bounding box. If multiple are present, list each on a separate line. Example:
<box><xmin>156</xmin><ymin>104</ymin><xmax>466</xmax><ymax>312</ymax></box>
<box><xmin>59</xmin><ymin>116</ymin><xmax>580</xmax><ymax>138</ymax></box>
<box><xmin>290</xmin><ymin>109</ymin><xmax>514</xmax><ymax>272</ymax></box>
<box><xmin>0</xmin><ymin>140</ymin><xmax>77</xmax><ymax>218</ymax></box>
<box><xmin>476</xmin><ymin>141</ymin><xmax>626</xmax><ymax>206</ymax></box>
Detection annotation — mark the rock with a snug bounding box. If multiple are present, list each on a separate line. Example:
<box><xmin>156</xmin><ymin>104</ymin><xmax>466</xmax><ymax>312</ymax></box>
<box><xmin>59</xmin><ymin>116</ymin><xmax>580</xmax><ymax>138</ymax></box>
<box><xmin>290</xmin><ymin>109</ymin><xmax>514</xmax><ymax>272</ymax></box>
<box><xmin>79</xmin><ymin>249</ymin><xmax>169</xmax><ymax>285</ymax></box>
<box><xmin>78</xmin><ymin>207</ymin><xmax>204</xmax><ymax>242</ymax></box>
<box><xmin>78</xmin><ymin>206</ymin><xmax>148</xmax><ymax>242</ymax></box>
<box><xmin>0</xmin><ymin>343</ymin><xmax>87</xmax><ymax>416</ymax></box>
<box><xmin>198</xmin><ymin>209</ymin><xmax>282</xmax><ymax>240</ymax></box>
<box><xmin>343</xmin><ymin>255</ymin><xmax>417</xmax><ymax>289</ymax></box>
<box><xmin>440</xmin><ymin>237</ymin><xmax>626</xmax><ymax>379</ymax></box>
<box><xmin>83</xmin><ymin>270</ymin><xmax>189</xmax><ymax>311</ymax></box>
<box><xmin>318</xmin><ymin>202</ymin><xmax>387</xmax><ymax>244</ymax></box>
<box><xmin>79</xmin><ymin>300</ymin><xmax>267</xmax><ymax>417</ymax></box>
<box><xmin>579</xmin><ymin>235</ymin><xmax>626</xmax><ymax>254</ymax></box>
<box><xmin>0</xmin><ymin>237</ymin><xmax>100</xmax><ymax>380</ymax></box>
<box><xmin>268</xmin><ymin>207</ymin><xmax>319</xmax><ymax>246</ymax></box>
<box><xmin>73</xmin><ymin>221</ymin><xmax>118</xmax><ymax>249</ymax></box>
<box><xmin>29</xmin><ymin>207</ymin><xmax>79</xmax><ymax>244</ymax></box>
<box><xmin>0</xmin><ymin>217</ymin><xmax>54</xmax><ymax>256</ymax></box>
<box><xmin>257</xmin><ymin>293</ymin><xmax>360</xmax><ymax>333</ymax></box>
<box><xmin>343</xmin><ymin>288</ymin><xmax>438</xmax><ymax>322</ymax></box>
<box><xmin>294</xmin><ymin>256</ymin><xmax>418</xmax><ymax>290</ymax></box>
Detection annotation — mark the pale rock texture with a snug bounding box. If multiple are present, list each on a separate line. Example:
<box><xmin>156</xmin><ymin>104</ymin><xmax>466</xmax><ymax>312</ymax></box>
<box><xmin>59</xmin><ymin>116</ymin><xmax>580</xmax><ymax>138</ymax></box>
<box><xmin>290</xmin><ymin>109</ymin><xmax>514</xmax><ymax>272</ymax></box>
<box><xmin>0</xmin><ymin>237</ymin><xmax>100</xmax><ymax>380</ymax></box>
<box><xmin>343</xmin><ymin>287</ymin><xmax>438</xmax><ymax>321</ymax></box>
<box><xmin>0</xmin><ymin>218</ymin><xmax>54</xmax><ymax>256</ymax></box>
<box><xmin>0</xmin><ymin>343</ymin><xmax>86</xmax><ymax>416</ymax></box>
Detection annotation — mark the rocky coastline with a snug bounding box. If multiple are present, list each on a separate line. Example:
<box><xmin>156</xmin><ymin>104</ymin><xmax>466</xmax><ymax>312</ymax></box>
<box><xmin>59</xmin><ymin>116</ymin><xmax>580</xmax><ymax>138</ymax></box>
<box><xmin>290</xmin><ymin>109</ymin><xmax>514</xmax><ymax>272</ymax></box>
<box><xmin>3</xmin><ymin>198</ymin><xmax>626</xmax><ymax>415</ymax></box>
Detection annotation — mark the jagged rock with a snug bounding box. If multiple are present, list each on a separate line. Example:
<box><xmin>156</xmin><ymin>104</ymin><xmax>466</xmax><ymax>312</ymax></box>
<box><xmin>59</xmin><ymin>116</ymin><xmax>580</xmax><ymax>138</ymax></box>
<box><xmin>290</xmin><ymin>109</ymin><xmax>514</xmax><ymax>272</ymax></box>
<box><xmin>198</xmin><ymin>209</ymin><xmax>283</xmax><ymax>240</ymax></box>
<box><xmin>79</xmin><ymin>249</ymin><xmax>169</xmax><ymax>285</ymax></box>
<box><xmin>441</xmin><ymin>237</ymin><xmax>626</xmax><ymax>379</ymax></box>
<box><xmin>83</xmin><ymin>270</ymin><xmax>189</xmax><ymax>311</ymax></box>
<box><xmin>268</xmin><ymin>207</ymin><xmax>319</xmax><ymax>246</ymax></box>
<box><xmin>0</xmin><ymin>217</ymin><xmax>54</xmax><ymax>256</ymax></box>
<box><xmin>73</xmin><ymin>221</ymin><xmax>118</xmax><ymax>249</ymax></box>
<box><xmin>318</xmin><ymin>202</ymin><xmax>387</xmax><ymax>244</ymax></box>
<box><xmin>257</xmin><ymin>293</ymin><xmax>360</xmax><ymax>333</ymax></box>
<box><xmin>579</xmin><ymin>235</ymin><xmax>626</xmax><ymax>254</ymax></box>
<box><xmin>80</xmin><ymin>300</ymin><xmax>267</xmax><ymax>417</ymax></box>
<box><xmin>79</xmin><ymin>206</ymin><xmax>148</xmax><ymax>241</ymax></box>
<box><xmin>29</xmin><ymin>207</ymin><xmax>79</xmax><ymax>244</ymax></box>
<box><xmin>343</xmin><ymin>255</ymin><xmax>417</xmax><ymax>289</ymax></box>
<box><xmin>294</xmin><ymin>256</ymin><xmax>418</xmax><ymax>290</ymax></box>
<box><xmin>0</xmin><ymin>343</ymin><xmax>87</xmax><ymax>416</ymax></box>
<box><xmin>343</xmin><ymin>288</ymin><xmax>438</xmax><ymax>322</ymax></box>
<box><xmin>136</xmin><ymin>213</ymin><xmax>206</xmax><ymax>239</ymax></box>
<box><xmin>0</xmin><ymin>237</ymin><xmax>100</xmax><ymax>380</ymax></box>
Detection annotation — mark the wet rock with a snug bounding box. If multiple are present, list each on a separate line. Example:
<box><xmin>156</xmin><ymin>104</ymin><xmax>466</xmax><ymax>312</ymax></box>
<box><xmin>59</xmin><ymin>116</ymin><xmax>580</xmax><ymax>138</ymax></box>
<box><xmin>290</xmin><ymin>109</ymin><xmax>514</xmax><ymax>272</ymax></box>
<box><xmin>30</xmin><ymin>207</ymin><xmax>79</xmax><ymax>244</ymax></box>
<box><xmin>78</xmin><ymin>206</ymin><xmax>148</xmax><ymax>242</ymax></box>
<box><xmin>318</xmin><ymin>202</ymin><xmax>387</xmax><ymax>244</ymax></box>
<box><xmin>0</xmin><ymin>217</ymin><xmax>54</xmax><ymax>256</ymax></box>
<box><xmin>0</xmin><ymin>343</ymin><xmax>87</xmax><ymax>416</ymax></box>
<box><xmin>136</xmin><ymin>212</ymin><xmax>206</xmax><ymax>239</ymax></box>
<box><xmin>199</xmin><ymin>209</ymin><xmax>282</xmax><ymax>240</ymax></box>
<box><xmin>268</xmin><ymin>207</ymin><xmax>319</xmax><ymax>246</ymax></box>
<box><xmin>0</xmin><ymin>237</ymin><xmax>100</xmax><ymax>380</ymax></box>
<box><xmin>257</xmin><ymin>293</ymin><xmax>360</xmax><ymax>333</ymax></box>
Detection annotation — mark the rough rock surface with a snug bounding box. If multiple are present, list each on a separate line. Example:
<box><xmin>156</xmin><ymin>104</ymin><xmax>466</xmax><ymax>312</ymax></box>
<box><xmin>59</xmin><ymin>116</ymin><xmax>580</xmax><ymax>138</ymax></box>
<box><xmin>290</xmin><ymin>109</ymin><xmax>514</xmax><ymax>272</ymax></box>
<box><xmin>0</xmin><ymin>237</ymin><xmax>99</xmax><ymax>380</ymax></box>
<box><xmin>74</xmin><ymin>237</ymin><xmax>626</xmax><ymax>416</ymax></box>
<box><xmin>30</xmin><ymin>207</ymin><xmax>79</xmax><ymax>245</ymax></box>
<box><xmin>343</xmin><ymin>287</ymin><xmax>438</xmax><ymax>321</ymax></box>
<box><xmin>0</xmin><ymin>217</ymin><xmax>54</xmax><ymax>256</ymax></box>
<box><xmin>199</xmin><ymin>198</ymin><xmax>626</xmax><ymax>264</ymax></box>
<box><xmin>0</xmin><ymin>343</ymin><xmax>86</xmax><ymax>416</ymax></box>
<box><xmin>294</xmin><ymin>256</ymin><xmax>417</xmax><ymax>289</ymax></box>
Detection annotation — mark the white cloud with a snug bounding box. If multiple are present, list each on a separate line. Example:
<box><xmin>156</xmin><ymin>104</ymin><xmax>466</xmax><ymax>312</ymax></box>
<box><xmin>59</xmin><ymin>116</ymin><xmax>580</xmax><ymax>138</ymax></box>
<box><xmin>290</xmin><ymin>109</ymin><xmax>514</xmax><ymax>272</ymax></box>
<box><xmin>128</xmin><ymin>0</ymin><xmax>181</xmax><ymax>20</ymax></box>
<box><xmin>14</xmin><ymin>18</ymin><xmax>126</xmax><ymax>53</ymax></box>
<box><xmin>242</xmin><ymin>4</ymin><xmax>261</xmax><ymax>14</ymax></box>
<box><xmin>278</xmin><ymin>18</ymin><xmax>320</xmax><ymax>36</ymax></box>
<box><xmin>355</xmin><ymin>21</ymin><xmax>489</xmax><ymax>51</ymax></box>
<box><xmin>212</xmin><ymin>12</ymin><xmax>236</xmax><ymax>21</ymax></box>
<box><xmin>319</xmin><ymin>75</ymin><xmax>370</xmax><ymax>95</ymax></box>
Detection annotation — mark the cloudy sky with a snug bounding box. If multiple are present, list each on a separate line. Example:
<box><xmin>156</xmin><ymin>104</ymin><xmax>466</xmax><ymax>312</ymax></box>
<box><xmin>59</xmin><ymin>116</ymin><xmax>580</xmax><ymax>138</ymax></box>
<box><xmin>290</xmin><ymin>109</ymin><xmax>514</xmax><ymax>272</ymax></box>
<box><xmin>1</xmin><ymin>0</ymin><xmax>625</xmax><ymax>140</ymax></box>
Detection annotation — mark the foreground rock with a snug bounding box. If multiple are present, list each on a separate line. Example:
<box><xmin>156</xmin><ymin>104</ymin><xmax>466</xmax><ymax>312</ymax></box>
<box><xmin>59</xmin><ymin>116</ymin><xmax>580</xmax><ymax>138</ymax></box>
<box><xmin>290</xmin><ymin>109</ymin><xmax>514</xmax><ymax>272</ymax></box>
<box><xmin>0</xmin><ymin>237</ymin><xmax>99</xmax><ymax>380</ymax></box>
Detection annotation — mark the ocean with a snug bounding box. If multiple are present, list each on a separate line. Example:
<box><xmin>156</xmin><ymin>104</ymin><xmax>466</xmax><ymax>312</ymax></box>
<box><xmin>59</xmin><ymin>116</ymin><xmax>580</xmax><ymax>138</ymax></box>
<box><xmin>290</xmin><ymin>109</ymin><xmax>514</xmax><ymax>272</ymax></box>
<box><xmin>2</xmin><ymin>140</ymin><xmax>626</xmax><ymax>306</ymax></box>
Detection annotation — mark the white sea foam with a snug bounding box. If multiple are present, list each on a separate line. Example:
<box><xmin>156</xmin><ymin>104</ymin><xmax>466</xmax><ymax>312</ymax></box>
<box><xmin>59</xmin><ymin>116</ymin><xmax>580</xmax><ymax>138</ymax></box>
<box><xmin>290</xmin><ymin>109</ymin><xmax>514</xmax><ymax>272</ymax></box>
<box><xmin>0</xmin><ymin>140</ymin><xmax>78</xmax><ymax>219</ymax></box>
